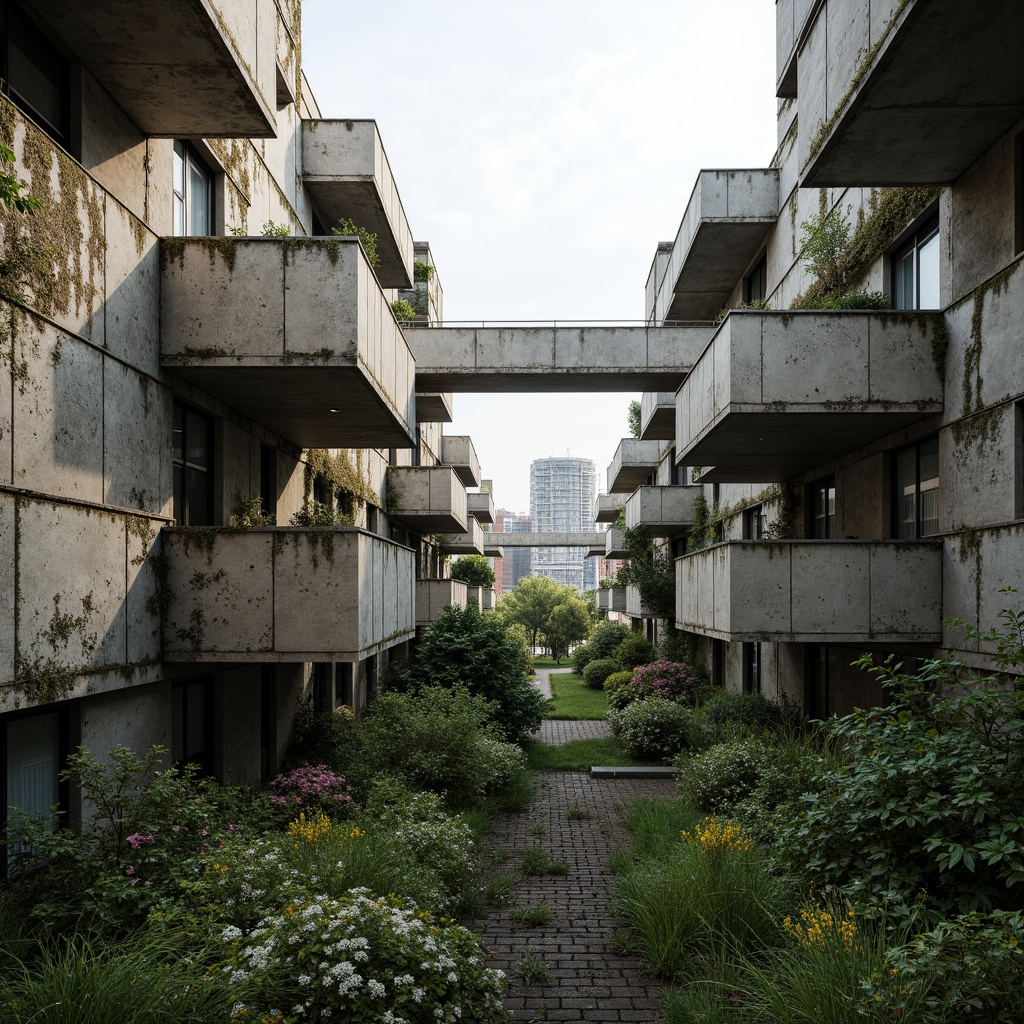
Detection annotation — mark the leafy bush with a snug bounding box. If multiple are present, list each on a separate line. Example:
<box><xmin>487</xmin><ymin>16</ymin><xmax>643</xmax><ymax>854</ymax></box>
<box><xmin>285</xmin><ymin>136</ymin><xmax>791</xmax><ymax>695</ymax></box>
<box><xmin>450</xmin><ymin>554</ymin><xmax>495</xmax><ymax>588</ymax></box>
<box><xmin>222</xmin><ymin>891</ymin><xmax>509</xmax><ymax>1022</ymax></box>
<box><xmin>582</xmin><ymin>658</ymin><xmax>619</xmax><ymax>690</ymax></box>
<box><xmin>608</xmin><ymin>660</ymin><xmax>700</xmax><ymax>710</ymax></box>
<box><xmin>359</xmin><ymin>687</ymin><xmax>522</xmax><ymax>807</ymax></box>
<box><xmin>289</xmin><ymin>500</ymin><xmax>353</xmax><ymax>527</ymax></box>
<box><xmin>576</xmin><ymin>622</ymin><xmax>631</xmax><ymax>673</ymax></box>
<box><xmin>818</xmin><ymin>289</ymin><xmax>891</xmax><ymax>310</ymax></box>
<box><xmin>608</xmin><ymin>697</ymin><xmax>698</xmax><ymax>760</ymax></box>
<box><xmin>772</xmin><ymin>651</ymin><xmax>1024</xmax><ymax>920</ymax></box>
<box><xmin>403</xmin><ymin>605</ymin><xmax>544</xmax><ymax>741</ymax></box>
<box><xmin>701</xmin><ymin>689</ymin><xmax>798</xmax><ymax>739</ymax></box>
<box><xmin>614</xmin><ymin>632</ymin><xmax>656</xmax><ymax>670</ymax></box>
<box><xmin>262</xmin><ymin>763</ymin><xmax>353</xmax><ymax>820</ymax></box>
<box><xmin>677</xmin><ymin>739</ymin><xmax>774</xmax><ymax>814</ymax></box>
<box><xmin>331</xmin><ymin>216</ymin><xmax>379</xmax><ymax>267</ymax></box>
<box><xmin>602</xmin><ymin>670</ymin><xmax>633</xmax><ymax>693</ymax></box>
<box><xmin>571</xmin><ymin>642</ymin><xmax>592</xmax><ymax>675</ymax></box>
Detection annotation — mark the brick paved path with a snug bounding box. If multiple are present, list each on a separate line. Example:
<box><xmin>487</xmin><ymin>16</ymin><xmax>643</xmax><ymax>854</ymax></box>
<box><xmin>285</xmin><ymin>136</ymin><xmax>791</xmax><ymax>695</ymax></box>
<box><xmin>466</xmin><ymin>759</ymin><xmax>676</xmax><ymax>1020</ymax></box>
<box><xmin>531</xmin><ymin>668</ymin><xmax>611</xmax><ymax>746</ymax></box>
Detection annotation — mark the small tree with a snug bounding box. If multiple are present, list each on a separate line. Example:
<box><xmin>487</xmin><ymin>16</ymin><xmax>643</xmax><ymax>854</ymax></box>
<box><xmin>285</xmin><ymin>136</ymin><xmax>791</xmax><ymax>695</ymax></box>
<box><xmin>498</xmin><ymin>575</ymin><xmax>573</xmax><ymax>652</ymax></box>
<box><xmin>450</xmin><ymin>555</ymin><xmax>495</xmax><ymax>589</ymax></box>
<box><xmin>543</xmin><ymin>596</ymin><xmax>593</xmax><ymax>664</ymax></box>
<box><xmin>798</xmin><ymin>206</ymin><xmax>851</xmax><ymax>297</ymax></box>
<box><xmin>627</xmin><ymin>399</ymin><xmax>642</xmax><ymax>439</ymax></box>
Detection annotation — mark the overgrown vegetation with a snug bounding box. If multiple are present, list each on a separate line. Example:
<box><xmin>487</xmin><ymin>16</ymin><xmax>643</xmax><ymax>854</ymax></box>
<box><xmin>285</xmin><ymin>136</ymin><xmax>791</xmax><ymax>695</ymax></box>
<box><xmin>330</xmin><ymin>217</ymin><xmax>379</xmax><ymax>267</ymax></box>
<box><xmin>450</xmin><ymin>554</ymin><xmax>496</xmax><ymax>588</ymax></box>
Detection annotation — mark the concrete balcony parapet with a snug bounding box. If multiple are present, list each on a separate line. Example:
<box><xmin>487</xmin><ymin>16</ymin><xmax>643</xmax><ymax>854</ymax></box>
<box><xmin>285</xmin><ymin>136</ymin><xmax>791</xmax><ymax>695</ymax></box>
<box><xmin>606</xmin><ymin>527</ymin><xmax>628</xmax><ymax>560</ymax></box>
<box><xmin>386</xmin><ymin>467</ymin><xmax>467</xmax><ymax>534</ymax></box>
<box><xmin>594</xmin><ymin>494</ymin><xmax>623</xmax><ymax>524</ymax></box>
<box><xmin>799</xmin><ymin>0</ymin><xmax>1024</xmax><ymax>186</ymax></box>
<box><xmin>597</xmin><ymin>585</ymin><xmax>627</xmax><ymax>614</ymax></box>
<box><xmin>160</xmin><ymin>237</ymin><xmax>416</xmax><ymax>448</ymax></box>
<box><xmin>654</xmin><ymin>169</ymin><xmax>779</xmax><ymax>324</ymax></box>
<box><xmin>441</xmin><ymin>435</ymin><xmax>482</xmax><ymax>487</ymax></box>
<box><xmin>625</xmin><ymin>486</ymin><xmax>701</xmax><ymax>536</ymax></box>
<box><xmin>676</xmin><ymin>540</ymin><xmax>943</xmax><ymax>643</ymax></box>
<box><xmin>626</xmin><ymin>585</ymin><xmax>657</xmax><ymax>619</ymax></box>
<box><xmin>607</xmin><ymin>439</ymin><xmax>664</xmax><ymax>494</ymax></box>
<box><xmin>161</xmin><ymin>527</ymin><xmax>415</xmax><ymax>662</ymax></box>
<box><xmin>301</xmin><ymin>119</ymin><xmax>414</xmax><ymax>287</ymax></box>
<box><xmin>439</xmin><ymin>519</ymin><xmax>484</xmax><ymax>556</ymax></box>
<box><xmin>20</xmin><ymin>0</ymin><xmax>276</xmax><ymax>136</ymax></box>
<box><xmin>675</xmin><ymin>309</ymin><xmax>944</xmax><ymax>482</ymax></box>
<box><xmin>416</xmin><ymin>578</ymin><xmax>469</xmax><ymax>626</ymax></box>
<box><xmin>640</xmin><ymin>392</ymin><xmax>676</xmax><ymax>441</ymax></box>
<box><xmin>467</xmin><ymin>491</ymin><xmax>496</xmax><ymax>525</ymax></box>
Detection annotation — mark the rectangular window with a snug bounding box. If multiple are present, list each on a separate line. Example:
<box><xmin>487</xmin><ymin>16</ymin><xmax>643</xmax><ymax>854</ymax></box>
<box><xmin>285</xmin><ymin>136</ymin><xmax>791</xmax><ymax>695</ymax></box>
<box><xmin>743</xmin><ymin>642</ymin><xmax>761</xmax><ymax>694</ymax></box>
<box><xmin>0</xmin><ymin>4</ymin><xmax>69</xmax><ymax>146</ymax></box>
<box><xmin>172</xmin><ymin>401</ymin><xmax>214</xmax><ymax>526</ymax></box>
<box><xmin>744</xmin><ymin>253</ymin><xmax>767</xmax><ymax>304</ymax></box>
<box><xmin>171</xmin><ymin>678</ymin><xmax>214</xmax><ymax>776</ymax></box>
<box><xmin>172</xmin><ymin>141</ymin><xmax>213</xmax><ymax>237</ymax></box>
<box><xmin>743</xmin><ymin>504</ymin><xmax>765</xmax><ymax>540</ymax></box>
<box><xmin>893</xmin><ymin>436</ymin><xmax>940</xmax><ymax>539</ymax></box>
<box><xmin>259</xmin><ymin>444</ymin><xmax>277</xmax><ymax>521</ymax></box>
<box><xmin>712</xmin><ymin>639</ymin><xmax>725</xmax><ymax>688</ymax></box>
<box><xmin>807</xmin><ymin>645</ymin><xmax>836</xmax><ymax>719</ymax></box>
<box><xmin>809</xmin><ymin>476</ymin><xmax>836</xmax><ymax>539</ymax></box>
<box><xmin>892</xmin><ymin>214</ymin><xmax>939</xmax><ymax>310</ymax></box>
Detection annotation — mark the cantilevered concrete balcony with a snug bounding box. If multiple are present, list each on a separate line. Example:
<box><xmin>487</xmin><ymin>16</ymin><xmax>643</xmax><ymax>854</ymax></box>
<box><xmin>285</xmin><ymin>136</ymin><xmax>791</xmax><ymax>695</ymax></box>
<box><xmin>594</xmin><ymin>494</ymin><xmax>623</xmax><ymax>524</ymax></box>
<box><xmin>675</xmin><ymin>310</ymin><xmax>944</xmax><ymax>482</ymax></box>
<box><xmin>606</xmin><ymin>527</ymin><xmax>628</xmax><ymax>560</ymax></box>
<box><xmin>386</xmin><ymin>467</ymin><xmax>467</xmax><ymax>533</ymax></box>
<box><xmin>607</xmin><ymin>439</ymin><xmax>663</xmax><ymax>494</ymax></box>
<box><xmin>626</xmin><ymin>586</ymin><xmax>656</xmax><ymax>620</ymax></box>
<box><xmin>800</xmin><ymin>0</ymin><xmax>1024</xmax><ymax>186</ymax></box>
<box><xmin>161</xmin><ymin>237</ymin><xmax>416</xmax><ymax>448</ymax></box>
<box><xmin>465</xmin><ymin>586</ymin><xmax>496</xmax><ymax>611</ymax></box>
<box><xmin>625</xmin><ymin>486</ymin><xmax>700</xmax><ymax>536</ymax></box>
<box><xmin>439</xmin><ymin>519</ymin><xmax>484</xmax><ymax>557</ymax></box>
<box><xmin>467</xmin><ymin>491</ymin><xmax>495</xmax><ymax>525</ymax></box>
<box><xmin>775</xmin><ymin>0</ymin><xmax>815</xmax><ymax>97</ymax></box>
<box><xmin>416</xmin><ymin>579</ymin><xmax>469</xmax><ymax>626</ymax></box>
<box><xmin>483</xmin><ymin>542</ymin><xmax>505</xmax><ymax>559</ymax></box>
<box><xmin>161</xmin><ymin>528</ymin><xmax>415</xmax><ymax>662</ymax></box>
<box><xmin>408</xmin><ymin>324</ymin><xmax>712</xmax><ymax>392</ymax></box>
<box><xmin>21</xmin><ymin>0</ymin><xmax>275</xmax><ymax>137</ymax></box>
<box><xmin>441</xmin><ymin>436</ymin><xmax>482</xmax><ymax>487</ymax></box>
<box><xmin>597</xmin><ymin>586</ymin><xmax>627</xmax><ymax>614</ymax></box>
<box><xmin>653</xmin><ymin>170</ymin><xmax>779</xmax><ymax>324</ymax></box>
<box><xmin>302</xmin><ymin>120</ymin><xmax>414</xmax><ymax>287</ymax></box>
<box><xmin>676</xmin><ymin>540</ymin><xmax>943</xmax><ymax>643</ymax></box>
<box><xmin>640</xmin><ymin>392</ymin><xmax>676</xmax><ymax>441</ymax></box>
<box><xmin>416</xmin><ymin>393</ymin><xmax>453</xmax><ymax>423</ymax></box>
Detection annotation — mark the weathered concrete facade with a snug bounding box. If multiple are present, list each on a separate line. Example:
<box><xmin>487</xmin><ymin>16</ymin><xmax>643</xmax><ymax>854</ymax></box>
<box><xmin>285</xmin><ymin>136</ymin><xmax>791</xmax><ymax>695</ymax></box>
<box><xmin>609</xmin><ymin>1</ymin><xmax>1024</xmax><ymax>712</ymax></box>
<box><xmin>0</xmin><ymin>0</ymin><xmax>493</xmax><ymax>822</ymax></box>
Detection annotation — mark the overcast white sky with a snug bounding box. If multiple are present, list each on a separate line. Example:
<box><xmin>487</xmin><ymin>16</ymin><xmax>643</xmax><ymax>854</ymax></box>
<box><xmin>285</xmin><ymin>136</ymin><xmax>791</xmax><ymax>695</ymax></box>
<box><xmin>302</xmin><ymin>1</ymin><xmax>779</xmax><ymax>513</ymax></box>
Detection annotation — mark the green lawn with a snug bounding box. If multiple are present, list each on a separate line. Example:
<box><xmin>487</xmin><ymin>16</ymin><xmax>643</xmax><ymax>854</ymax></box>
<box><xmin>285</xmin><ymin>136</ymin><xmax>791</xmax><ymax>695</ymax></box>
<box><xmin>532</xmin><ymin>655</ymin><xmax>568</xmax><ymax>669</ymax></box>
<box><xmin>525</xmin><ymin>737</ymin><xmax>662</xmax><ymax>771</ymax></box>
<box><xmin>546</xmin><ymin>672</ymin><xmax>607</xmax><ymax>720</ymax></box>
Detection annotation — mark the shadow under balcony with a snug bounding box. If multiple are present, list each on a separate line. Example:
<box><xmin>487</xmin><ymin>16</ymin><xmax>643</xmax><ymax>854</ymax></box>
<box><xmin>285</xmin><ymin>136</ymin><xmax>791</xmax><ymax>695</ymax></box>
<box><xmin>676</xmin><ymin>539</ymin><xmax>943</xmax><ymax>643</ymax></box>
<box><xmin>675</xmin><ymin>310</ymin><xmax>944</xmax><ymax>482</ymax></box>
<box><xmin>161</xmin><ymin>237</ymin><xmax>416</xmax><ymax>449</ymax></box>
<box><xmin>161</xmin><ymin>527</ymin><xmax>415</xmax><ymax>662</ymax></box>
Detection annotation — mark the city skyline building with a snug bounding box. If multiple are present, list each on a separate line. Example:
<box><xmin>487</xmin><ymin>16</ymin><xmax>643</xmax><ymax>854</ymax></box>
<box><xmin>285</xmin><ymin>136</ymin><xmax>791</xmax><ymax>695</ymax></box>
<box><xmin>493</xmin><ymin>509</ymin><xmax>533</xmax><ymax>594</ymax></box>
<box><xmin>529</xmin><ymin>457</ymin><xmax>597</xmax><ymax>592</ymax></box>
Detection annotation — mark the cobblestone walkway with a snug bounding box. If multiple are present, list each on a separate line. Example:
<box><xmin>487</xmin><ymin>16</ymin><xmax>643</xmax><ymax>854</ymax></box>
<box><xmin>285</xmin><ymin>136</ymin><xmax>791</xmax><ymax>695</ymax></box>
<box><xmin>466</xmin><ymin>697</ymin><xmax>676</xmax><ymax>1021</ymax></box>
<box><xmin>530</xmin><ymin>668</ymin><xmax>611</xmax><ymax>746</ymax></box>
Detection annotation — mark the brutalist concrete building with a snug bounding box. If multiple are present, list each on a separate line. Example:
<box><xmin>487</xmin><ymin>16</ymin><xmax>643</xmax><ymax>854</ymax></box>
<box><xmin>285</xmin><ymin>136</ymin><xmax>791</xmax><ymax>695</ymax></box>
<box><xmin>0</xmin><ymin>1</ymin><xmax>492</xmax><ymax>826</ymax></box>
<box><xmin>614</xmin><ymin>0</ymin><xmax>1024</xmax><ymax>712</ymax></box>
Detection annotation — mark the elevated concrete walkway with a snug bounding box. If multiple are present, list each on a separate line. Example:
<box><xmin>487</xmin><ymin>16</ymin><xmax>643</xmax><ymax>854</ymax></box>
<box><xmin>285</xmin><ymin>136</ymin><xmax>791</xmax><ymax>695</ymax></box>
<box><xmin>494</xmin><ymin>532</ymin><xmax>606</xmax><ymax>548</ymax></box>
<box><xmin>408</xmin><ymin>323</ymin><xmax>713</xmax><ymax>391</ymax></box>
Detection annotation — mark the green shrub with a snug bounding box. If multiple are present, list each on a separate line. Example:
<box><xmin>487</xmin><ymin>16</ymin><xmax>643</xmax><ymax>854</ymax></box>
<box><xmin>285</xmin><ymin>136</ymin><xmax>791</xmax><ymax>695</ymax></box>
<box><xmin>608</xmin><ymin>698</ymin><xmax>699</xmax><ymax>760</ymax></box>
<box><xmin>677</xmin><ymin>739</ymin><xmax>774</xmax><ymax>814</ymax></box>
<box><xmin>331</xmin><ymin>217</ymin><xmax>378</xmax><ymax>267</ymax></box>
<box><xmin>289</xmin><ymin>500</ymin><xmax>353</xmax><ymax>527</ymax></box>
<box><xmin>571</xmin><ymin>642</ymin><xmax>592</xmax><ymax>675</ymax></box>
<box><xmin>359</xmin><ymin>687</ymin><xmax>512</xmax><ymax>807</ymax></box>
<box><xmin>583</xmin><ymin>658</ymin><xmax>619</xmax><ymax>689</ymax></box>
<box><xmin>391</xmin><ymin>297</ymin><xmax>416</xmax><ymax>320</ymax></box>
<box><xmin>602</xmin><ymin>670</ymin><xmax>634</xmax><ymax>693</ymax></box>
<box><xmin>580</xmin><ymin>622</ymin><xmax>631</xmax><ymax>668</ymax></box>
<box><xmin>701</xmin><ymin>689</ymin><xmax>798</xmax><ymax>740</ymax></box>
<box><xmin>403</xmin><ymin>605</ymin><xmax>544</xmax><ymax>741</ymax></box>
<box><xmin>608</xmin><ymin>660</ymin><xmax>700</xmax><ymax>711</ymax></box>
<box><xmin>450</xmin><ymin>554</ymin><xmax>496</xmax><ymax>588</ymax></box>
<box><xmin>222</xmin><ymin>892</ymin><xmax>508</xmax><ymax>1022</ymax></box>
<box><xmin>614</xmin><ymin>632</ymin><xmax>655</xmax><ymax>670</ymax></box>
<box><xmin>819</xmin><ymin>290</ymin><xmax>891</xmax><ymax>310</ymax></box>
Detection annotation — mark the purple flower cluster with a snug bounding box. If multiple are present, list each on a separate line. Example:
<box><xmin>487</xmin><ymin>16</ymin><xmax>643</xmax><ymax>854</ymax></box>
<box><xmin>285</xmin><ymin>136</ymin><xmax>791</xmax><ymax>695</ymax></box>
<box><xmin>125</xmin><ymin>833</ymin><xmax>155</xmax><ymax>849</ymax></box>
<box><xmin>265</xmin><ymin>763</ymin><xmax>353</xmax><ymax>812</ymax></box>
<box><xmin>629</xmin><ymin>660</ymin><xmax>698</xmax><ymax>705</ymax></box>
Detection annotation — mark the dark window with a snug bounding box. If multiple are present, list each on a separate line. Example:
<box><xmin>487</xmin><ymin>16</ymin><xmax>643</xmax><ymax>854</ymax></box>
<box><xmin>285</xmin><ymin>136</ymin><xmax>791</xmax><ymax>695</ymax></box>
<box><xmin>172</xmin><ymin>401</ymin><xmax>214</xmax><ymax>525</ymax></box>
<box><xmin>743</xmin><ymin>642</ymin><xmax>761</xmax><ymax>694</ymax></box>
<box><xmin>712</xmin><ymin>639</ymin><xmax>725</xmax><ymax>688</ymax></box>
<box><xmin>259</xmin><ymin>444</ymin><xmax>277</xmax><ymax>521</ymax></box>
<box><xmin>172</xmin><ymin>678</ymin><xmax>214</xmax><ymax>776</ymax></box>
<box><xmin>312</xmin><ymin>663</ymin><xmax>333</xmax><ymax>713</ymax></box>
<box><xmin>671</xmin><ymin>463</ymin><xmax>687</xmax><ymax>486</ymax></box>
<box><xmin>173</xmin><ymin>141</ymin><xmax>213</xmax><ymax>237</ymax></box>
<box><xmin>743</xmin><ymin>504</ymin><xmax>765</xmax><ymax>540</ymax></box>
<box><xmin>807</xmin><ymin>645</ymin><xmax>836</xmax><ymax>719</ymax></box>
<box><xmin>892</xmin><ymin>214</ymin><xmax>939</xmax><ymax>310</ymax></box>
<box><xmin>744</xmin><ymin>253</ymin><xmax>767</xmax><ymax>304</ymax></box>
<box><xmin>0</xmin><ymin>4</ymin><xmax>69</xmax><ymax>146</ymax></box>
<box><xmin>893</xmin><ymin>436</ymin><xmax>939</xmax><ymax>539</ymax></box>
<box><xmin>809</xmin><ymin>476</ymin><xmax>836</xmax><ymax>539</ymax></box>
<box><xmin>260</xmin><ymin>666</ymin><xmax>275</xmax><ymax>783</ymax></box>
<box><xmin>337</xmin><ymin>662</ymin><xmax>354</xmax><ymax>710</ymax></box>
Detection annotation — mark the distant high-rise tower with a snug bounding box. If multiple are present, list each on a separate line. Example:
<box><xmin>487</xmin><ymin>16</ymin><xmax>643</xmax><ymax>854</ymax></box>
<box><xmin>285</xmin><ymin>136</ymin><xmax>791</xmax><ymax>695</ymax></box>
<box><xmin>494</xmin><ymin>509</ymin><xmax>533</xmax><ymax>594</ymax></box>
<box><xmin>530</xmin><ymin>457</ymin><xmax>597</xmax><ymax>592</ymax></box>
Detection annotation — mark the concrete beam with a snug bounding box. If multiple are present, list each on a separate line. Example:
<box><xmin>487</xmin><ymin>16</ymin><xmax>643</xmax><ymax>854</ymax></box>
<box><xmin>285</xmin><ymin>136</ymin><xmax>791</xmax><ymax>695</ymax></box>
<box><xmin>802</xmin><ymin>0</ymin><xmax>1024</xmax><ymax>186</ymax></box>
<box><xmin>491</xmin><ymin>532</ymin><xmax>608</xmax><ymax>549</ymax></box>
<box><xmin>21</xmin><ymin>0</ymin><xmax>276</xmax><ymax>137</ymax></box>
<box><xmin>408</xmin><ymin>325</ymin><xmax>711</xmax><ymax>392</ymax></box>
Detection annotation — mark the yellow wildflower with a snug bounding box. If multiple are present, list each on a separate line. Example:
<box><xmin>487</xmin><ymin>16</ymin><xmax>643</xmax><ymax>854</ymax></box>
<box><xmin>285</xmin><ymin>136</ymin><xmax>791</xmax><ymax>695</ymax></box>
<box><xmin>681</xmin><ymin>817</ymin><xmax>752</xmax><ymax>854</ymax></box>
<box><xmin>783</xmin><ymin>906</ymin><xmax>858</xmax><ymax>951</ymax></box>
